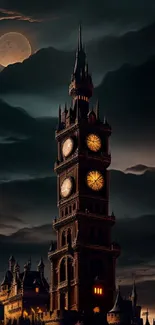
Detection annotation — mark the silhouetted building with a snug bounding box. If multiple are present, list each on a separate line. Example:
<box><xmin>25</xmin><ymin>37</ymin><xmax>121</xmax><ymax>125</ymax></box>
<box><xmin>107</xmin><ymin>285</ymin><xmax>143</xmax><ymax>325</ymax></box>
<box><xmin>0</xmin><ymin>256</ymin><xmax>49</xmax><ymax>324</ymax></box>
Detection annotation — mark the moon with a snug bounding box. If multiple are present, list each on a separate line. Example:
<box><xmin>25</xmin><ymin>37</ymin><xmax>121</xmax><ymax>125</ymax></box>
<box><xmin>0</xmin><ymin>32</ymin><xmax>32</xmax><ymax>67</ymax></box>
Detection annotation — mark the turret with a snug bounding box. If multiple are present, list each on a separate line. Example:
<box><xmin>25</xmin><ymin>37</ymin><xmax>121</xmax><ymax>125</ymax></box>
<box><xmin>107</xmin><ymin>287</ymin><xmax>125</xmax><ymax>325</ymax></box>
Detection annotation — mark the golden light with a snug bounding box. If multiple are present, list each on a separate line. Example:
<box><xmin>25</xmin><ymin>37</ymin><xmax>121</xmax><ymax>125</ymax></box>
<box><xmin>0</xmin><ymin>32</ymin><xmax>31</xmax><ymax>67</ymax></box>
<box><xmin>23</xmin><ymin>310</ymin><xmax>28</xmax><ymax>317</ymax></box>
<box><xmin>35</xmin><ymin>287</ymin><xmax>39</xmax><ymax>293</ymax></box>
<box><xmin>93</xmin><ymin>286</ymin><xmax>103</xmax><ymax>295</ymax></box>
<box><xmin>93</xmin><ymin>307</ymin><xmax>100</xmax><ymax>313</ymax></box>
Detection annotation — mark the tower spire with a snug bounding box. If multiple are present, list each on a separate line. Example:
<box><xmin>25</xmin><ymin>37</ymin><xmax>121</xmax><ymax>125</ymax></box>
<box><xmin>69</xmin><ymin>25</ymin><xmax>93</xmax><ymax>114</ymax></box>
<box><xmin>78</xmin><ymin>24</ymin><xmax>82</xmax><ymax>51</ymax></box>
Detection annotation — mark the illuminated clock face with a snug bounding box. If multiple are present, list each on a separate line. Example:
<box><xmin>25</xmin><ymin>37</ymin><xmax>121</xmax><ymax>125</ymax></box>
<box><xmin>61</xmin><ymin>177</ymin><xmax>73</xmax><ymax>198</ymax></box>
<box><xmin>62</xmin><ymin>138</ymin><xmax>74</xmax><ymax>158</ymax></box>
<box><xmin>86</xmin><ymin>171</ymin><xmax>104</xmax><ymax>191</ymax></box>
<box><xmin>86</xmin><ymin>134</ymin><xmax>101</xmax><ymax>152</ymax></box>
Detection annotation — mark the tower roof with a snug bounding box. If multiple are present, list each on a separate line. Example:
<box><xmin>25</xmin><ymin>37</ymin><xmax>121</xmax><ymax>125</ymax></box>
<box><xmin>109</xmin><ymin>287</ymin><xmax>124</xmax><ymax>313</ymax></box>
<box><xmin>38</xmin><ymin>257</ymin><xmax>45</xmax><ymax>268</ymax></box>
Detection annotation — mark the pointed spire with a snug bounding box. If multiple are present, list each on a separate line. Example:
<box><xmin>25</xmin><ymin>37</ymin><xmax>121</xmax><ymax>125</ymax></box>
<box><xmin>131</xmin><ymin>279</ymin><xmax>137</xmax><ymax>307</ymax></box>
<box><xmin>78</xmin><ymin>24</ymin><xmax>82</xmax><ymax>52</ymax></box>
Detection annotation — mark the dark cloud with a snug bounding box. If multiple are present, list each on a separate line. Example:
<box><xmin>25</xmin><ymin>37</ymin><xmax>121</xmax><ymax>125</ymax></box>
<box><xmin>0</xmin><ymin>100</ymin><xmax>57</xmax><ymax>179</ymax></box>
<box><xmin>0</xmin><ymin>176</ymin><xmax>58</xmax><ymax>227</ymax></box>
<box><xmin>0</xmin><ymin>99</ymin><xmax>36</xmax><ymax>137</ymax></box>
<box><xmin>0</xmin><ymin>48</ymin><xmax>73</xmax><ymax>95</ymax></box>
<box><xmin>125</xmin><ymin>165</ymin><xmax>155</xmax><ymax>175</ymax></box>
<box><xmin>110</xmin><ymin>170</ymin><xmax>155</xmax><ymax>218</ymax></box>
<box><xmin>2</xmin><ymin>0</ymin><xmax>155</xmax><ymax>33</ymax></box>
<box><xmin>94</xmin><ymin>55</ymin><xmax>155</xmax><ymax>149</ymax></box>
<box><xmin>0</xmin><ymin>8</ymin><xmax>42</xmax><ymax>22</ymax></box>
<box><xmin>2</xmin><ymin>23</ymin><xmax>155</xmax><ymax>96</ymax></box>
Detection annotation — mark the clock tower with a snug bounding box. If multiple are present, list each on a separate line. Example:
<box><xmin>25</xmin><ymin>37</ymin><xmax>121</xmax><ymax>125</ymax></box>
<box><xmin>48</xmin><ymin>25</ymin><xmax>120</xmax><ymax>318</ymax></box>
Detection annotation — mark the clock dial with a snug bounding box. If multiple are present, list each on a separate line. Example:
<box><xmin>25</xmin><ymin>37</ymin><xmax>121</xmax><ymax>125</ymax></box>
<box><xmin>86</xmin><ymin>171</ymin><xmax>104</xmax><ymax>191</ymax></box>
<box><xmin>62</xmin><ymin>138</ymin><xmax>74</xmax><ymax>158</ymax></box>
<box><xmin>86</xmin><ymin>134</ymin><xmax>101</xmax><ymax>152</ymax></box>
<box><xmin>61</xmin><ymin>177</ymin><xmax>73</xmax><ymax>198</ymax></box>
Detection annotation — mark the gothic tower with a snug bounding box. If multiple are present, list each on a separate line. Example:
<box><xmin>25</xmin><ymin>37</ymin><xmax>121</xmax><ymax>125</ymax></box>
<box><xmin>48</xmin><ymin>25</ymin><xmax>120</xmax><ymax>316</ymax></box>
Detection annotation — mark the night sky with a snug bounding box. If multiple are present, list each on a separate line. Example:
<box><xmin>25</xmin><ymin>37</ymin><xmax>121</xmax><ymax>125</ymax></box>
<box><xmin>0</xmin><ymin>0</ymin><xmax>155</xmax><ymax>319</ymax></box>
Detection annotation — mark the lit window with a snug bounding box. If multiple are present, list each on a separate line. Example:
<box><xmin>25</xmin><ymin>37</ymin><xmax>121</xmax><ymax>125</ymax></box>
<box><xmin>35</xmin><ymin>287</ymin><xmax>39</xmax><ymax>293</ymax></box>
<box><xmin>94</xmin><ymin>287</ymin><xmax>103</xmax><ymax>295</ymax></box>
<box><xmin>93</xmin><ymin>307</ymin><xmax>100</xmax><ymax>313</ymax></box>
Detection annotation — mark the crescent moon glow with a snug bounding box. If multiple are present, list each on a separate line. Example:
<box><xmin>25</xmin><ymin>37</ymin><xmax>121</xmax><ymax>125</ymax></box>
<box><xmin>0</xmin><ymin>32</ymin><xmax>32</xmax><ymax>67</ymax></box>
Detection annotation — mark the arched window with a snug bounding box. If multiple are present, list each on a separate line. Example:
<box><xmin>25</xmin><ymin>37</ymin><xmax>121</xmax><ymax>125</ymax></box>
<box><xmin>67</xmin><ymin>229</ymin><xmax>72</xmax><ymax>246</ymax></box>
<box><xmin>65</xmin><ymin>207</ymin><xmax>68</xmax><ymax>216</ymax></box>
<box><xmin>69</xmin><ymin>206</ymin><xmax>72</xmax><ymax>214</ymax></box>
<box><xmin>61</xmin><ymin>231</ymin><xmax>66</xmax><ymax>246</ymax></box>
<box><xmin>73</xmin><ymin>203</ymin><xmax>76</xmax><ymax>210</ymax></box>
<box><xmin>60</xmin><ymin>258</ymin><xmax>66</xmax><ymax>282</ymax></box>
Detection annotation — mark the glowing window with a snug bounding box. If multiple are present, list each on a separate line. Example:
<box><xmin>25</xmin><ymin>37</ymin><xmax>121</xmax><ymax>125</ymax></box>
<box><xmin>35</xmin><ymin>287</ymin><xmax>39</xmax><ymax>293</ymax></box>
<box><xmin>94</xmin><ymin>287</ymin><xmax>103</xmax><ymax>295</ymax></box>
<box><xmin>93</xmin><ymin>307</ymin><xmax>100</xmax><ymax>313</ymax></box>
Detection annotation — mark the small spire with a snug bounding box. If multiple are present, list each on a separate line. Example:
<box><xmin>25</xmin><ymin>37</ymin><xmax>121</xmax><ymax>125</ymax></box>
<box><xmin>131</xmin><ymin>279</ymin><xmax>137</xmax><ymax>307</ymax></box>
<box><xmin>9</xmin><ymin>255</ymin><xmax>15</xmax><ymax>262</ymax></box>
<box><xmin>38</xmin><ymin>257</ymin><xmax>44</xmax><ymax>268</ymax></box>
